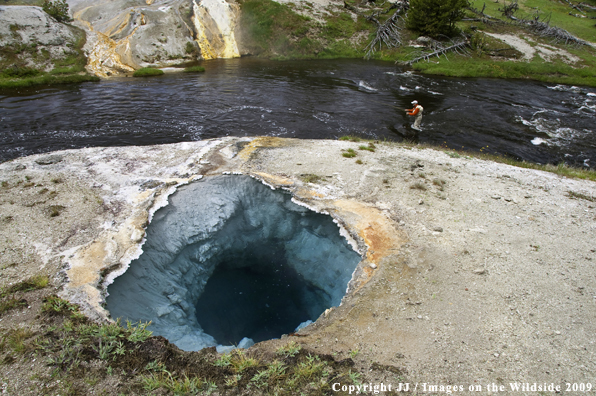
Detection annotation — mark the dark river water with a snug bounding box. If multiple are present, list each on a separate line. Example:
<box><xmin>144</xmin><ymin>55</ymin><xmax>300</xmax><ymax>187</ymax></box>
<box><xmin>1</xmin><ymin>58</ymin><xmax>595</xmax><ymax>167</ymax></box>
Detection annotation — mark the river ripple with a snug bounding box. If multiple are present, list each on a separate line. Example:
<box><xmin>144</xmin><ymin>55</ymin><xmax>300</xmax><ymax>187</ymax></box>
<box><xmin>1</xmin><ymin>58</ymin><xmax>594</xmax><ymax>167</ymax></box>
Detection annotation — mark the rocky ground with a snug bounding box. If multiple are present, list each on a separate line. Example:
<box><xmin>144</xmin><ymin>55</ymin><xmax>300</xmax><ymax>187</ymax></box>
<box><xmin>0</xmin><ymin>137</ymin><xmax>595</xmax><ymax>394</ymax></box>
<box><xmin>0</xmin><ymin>6</ymin><xmax>82</xmax><ymax>71</ymax></box>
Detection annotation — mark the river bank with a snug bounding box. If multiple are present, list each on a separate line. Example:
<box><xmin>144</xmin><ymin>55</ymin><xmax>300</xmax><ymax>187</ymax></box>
<box><xmin>1</xmin><ymin>0</ymin><xmax>596</xmax><ymax>88</ymax></box>
<box><xmin>0</xmin><ymin>137</ymin><xmax>595</xmax><ymax>394</ymax></box>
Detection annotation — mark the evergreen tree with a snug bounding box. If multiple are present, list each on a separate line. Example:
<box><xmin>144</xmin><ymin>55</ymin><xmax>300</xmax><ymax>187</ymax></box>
<box><xmin>42</xmin><ymin>0</ymin><xmax>73</xmax><ymax>23</ymax></box>
<box><xmin>406</xmin><ymin>0</ymin><xmax>469</xmax><ymax>38</ymax></box>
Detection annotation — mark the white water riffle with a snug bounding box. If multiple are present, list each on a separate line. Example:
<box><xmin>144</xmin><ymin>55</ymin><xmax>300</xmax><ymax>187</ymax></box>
<box><xmin>106</xmin><ymin>175</ymin><xmax>361</xmax><ymax>351</ymax></box>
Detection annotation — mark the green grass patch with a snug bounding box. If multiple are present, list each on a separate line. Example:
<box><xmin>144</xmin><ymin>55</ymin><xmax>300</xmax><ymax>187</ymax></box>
<box><xmin>359</xmin><ymin>143</ymin><xmax>376</xmax><ymax>152</ymax></box>
<box><xmin>238</xmin><ymin>0</ymin><xmax>376</xmax><ymax>59</ymax></box>
<box><xmin>133</xmin><ymin>67</ymin><xmax>164</xmax><ymax>77</ymax></box>
<box><xmin>412</xmin><ymin>56</ymin><xmax>596</xmax><ymax>87</ymax></box>
<box><xmin>342</xmin><ymin>148</ymin><xmax>357</xmax><ymax>158</ymax></box>
<box><xmin>183</xmin><ymin>65</ymin><xmax>205</xmax><ymax>72</ymax></box>
<box><xmin>239</xmin><ymin>0</ymin><xmax>315</xmax><ymax>56</ymax></box>
<box><xmin>0</xmin><ymin>24</ymin><xmax>97</xmax><ymax>90</ymax></box>
<box><xmin>1</xmin><ymin>275</ymin><xmax>49</xmax><ymax>298</ymax></box>
<box><xmin>339</xmin><ymin>135</ymin><xmax>362</xmax><ymax>142</ymax></box>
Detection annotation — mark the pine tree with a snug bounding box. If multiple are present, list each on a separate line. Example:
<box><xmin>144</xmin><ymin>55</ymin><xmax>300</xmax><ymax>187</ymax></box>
<box><xmin>42</xmin><ymin>0</ymin><xmax>73</xmax><ymax>23</ymax></box>
<box><xmin>406</xmin><ymin>0</ymin><xmax>469</xmax><ymax>38</ymax></box>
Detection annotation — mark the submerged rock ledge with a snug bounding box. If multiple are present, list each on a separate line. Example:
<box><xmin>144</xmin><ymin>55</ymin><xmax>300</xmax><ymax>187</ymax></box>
<box><xmin>0</xmin><ymin>137</ymin><xmax>595</xmax><ymax>384</ymax></box>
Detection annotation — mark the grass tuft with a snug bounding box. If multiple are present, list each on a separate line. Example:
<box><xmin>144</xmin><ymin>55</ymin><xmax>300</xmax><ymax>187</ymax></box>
<box><xmin>339</xmin><ymin>135</ymin><xmax>361</xmax><ymax>142</ymax></box>
<box><xmin>132</xmin><ymin>68</ymin><xmax>164</xmax><ymax>77</ymax></box>
<box><xmin>1</xmin><ymin>275</ymin><xmax>49</xmax><ymax>298</ymax></box>
<box><xmin>342</xmin><ymin>148</ymin><xmax>357</xmax><ymax>158</ymax></box>
<box><xmin>301</xmin><ymin>174</ymin><xmax>322</xmax><ymax>184</ymax></box>
<box><xmin>276</xmin><ymin>341</ymin><xmax>301</xmax><ymax>358</ymax></box>
<box><xmin>410</xmin><ymin>182</ymin><xmax>427</xmax><ymax>191</ymax></box>
<box><xmin>183</xmin><ymin>65</ymin><xmax>205</xmax><ymax>73</ymax></box>
<box><xmin>359</xmin><ymin>143</ymin><xmax>376</xmax><ymax>152</ymax></box>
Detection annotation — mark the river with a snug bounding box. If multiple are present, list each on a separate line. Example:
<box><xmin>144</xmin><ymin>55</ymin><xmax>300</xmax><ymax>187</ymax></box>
<box><xmin>1</xmin><ymin>58</ymin><xmax>595</xmax><ymax>168</ymax></box>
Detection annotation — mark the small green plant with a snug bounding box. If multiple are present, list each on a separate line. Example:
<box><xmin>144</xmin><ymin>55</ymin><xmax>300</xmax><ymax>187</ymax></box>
<box><xmin>447</xmin><ymin>151</ymin><xmax>461</xmax><ymax>158</ymax></box>
<box><xmin>183</xmin><ymin>65</ymin><xmax>205</xmax><ymax>72</ymax></box>
<box><xmin>42</xmin><ymin>295</ymin><xmax>76</xmax><ymax>314</ymax></box>
<box><xmin>145</xmin><ymin>360</ymin><xmax>168</xmax><ymax>372</ymax></box>
<box><xmin>342</xmin><ymin>148</ymin><xmax>357</xmax><ymax>158</ymax></box>
<box><xmin>225</xmin><ymin>374</ymin><xmax>242</xmax><ymax>387</ymax></box>
<box><xmin>233</xmin><ymin>351</ymin><xmax>259</xmax><ymax>373</ymax></box>
<box><xmin>215</xmin><ymin>349</ymin><xmax>259</xmax><ymax>372</ymax></box>
<box><xmin>132</xmin><ymin>67</ymin><xmax>164</xmax><ymax>77</ymax></box>
<box><xmin>348</xmin><ymin>369</ymin><xmax>362</xmax><ymax>386</ymax></box>
<box><xmin>355</xmin><ymin>159</ymin><xmax>363</xmax><ymax>164</ymax></box>
<box><xmin>0</xmin><ymin>275</ymin><xmax>49</xmax><ymax>298</ymax></box>
<box><xmin>276</xmin><ymin>341</ymin><xmax>301</xmax><ymax>358</ymax></box>
<box><xmin>410</xmin><ymin>182</ymin><xmax>427</xmax><ymax>191</ymax></box>
<box><xmin>301</xmin><ymin>174</ymin><xmax>322</xmax><ymax>184</ymax></box>
<box><xmin>140</xmin><ymin>372</ymin><xmax>205</xmax><ymax>394</ymax></box>
<box><xmin>251</xmin><ymin>360</ymin><xmax>286</xmax><ymax>389</ymax></box>
<box><xmin>185</xmin><ymin>42</ymin><xmax>197</xmax><ymax>54</ymax></box>
<box><xmin>214</xmin><ymin>352</ymin><xmax>233</xmax><ymax>367</ymax></box>
<box><xmin>339</xmin><ymin>135</ymin><xmax>361</xmax><ymax>142</ymax></box>
<box><xmin>293</xmin><ymin>354</ymin><xmax>327</xmax><ymax>380</ymax></box>
<box><xmin>349</xmin><ymin>349</ymin><xmax>359</xmax><ymax>358</ymax></box>
<box><xmin>358</xmin><ymin>143</ymin><xmax>375</xmax><ymax>152</ymax></box>
<box><xmin>6</xmin><ymin>327</ymin><xmax>35</xmax><ymax>354</ymax></box>
<box><xmin>45</xmin><ymin>336</ymin><xmax>83</xmax><ymax>372</ymax></box>
<box><xmin>93</xmin><ymin>339</ymin><xmax>116</xmax><ymax>360</ymax></box>
<box><xmin>126</xmin><ymin>320</ymin><xmax>152</xmax><ymax>342</ymax></box>
<box><xmin>203</xmin><ymin>380</ymin><xmax>218</xmax><ymax>395</ymax></box>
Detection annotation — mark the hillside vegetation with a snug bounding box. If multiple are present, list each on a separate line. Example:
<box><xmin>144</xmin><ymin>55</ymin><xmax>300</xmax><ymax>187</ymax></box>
<box><xmin>0</xmin><ymin>2</ymin><xmax>98</xmax><ymax>89</ymax></box>
<box><xmin>237</xmin><ymin>0</ymin><xmax>596</xmax><ymax>86</ymax></box>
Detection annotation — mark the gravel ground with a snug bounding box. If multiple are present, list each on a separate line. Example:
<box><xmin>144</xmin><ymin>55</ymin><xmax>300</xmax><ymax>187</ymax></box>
<box><xmin>0</xmin><ymin>137</ymin><xmax>595</xmax><ymax>394</ymax></box>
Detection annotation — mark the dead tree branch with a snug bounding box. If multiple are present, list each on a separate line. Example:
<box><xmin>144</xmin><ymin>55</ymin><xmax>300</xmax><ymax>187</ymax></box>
<box><xmin>344</xmin><ymin>0</ymin><xmax>409</xmax><ymax>59</ymax></box>
<box><xmin>364</xmin><ymin>5</ymin><xmax>407</xmax><ymax>58</ymax></box>
<box><xmin>578</xmin><ymin>2</ymin><xmax>596</xmax><ymax>11</ymax></box>
<box><xmin>499</xmin><ymin>1</ymin><xmax>591</xmax><ymax>46</ymax></box>
<box><xmin>466</xmin><ymin>4</ymin><xmax>507</xmax><ymax>25</ymax></box>
<box><xmin>401</xmin><ymin>38</ymin><xmax>470</xmax><ymax>65</ymax></box>
<box><xmin>344</xmin><ymin>1</ymin><xmax>381</xmax><ymax>26</ymax></box>
<box><xmin>562</xmin><ymin>0</ymin><xmax>586</xmax><ymax>14</ymax></box>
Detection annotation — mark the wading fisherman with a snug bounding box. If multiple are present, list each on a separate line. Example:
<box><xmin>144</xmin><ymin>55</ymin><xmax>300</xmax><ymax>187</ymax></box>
<box><xmin>406</xmin><ymin>100</ymin><xmax>424</xmax><ymax>130</ymax></box>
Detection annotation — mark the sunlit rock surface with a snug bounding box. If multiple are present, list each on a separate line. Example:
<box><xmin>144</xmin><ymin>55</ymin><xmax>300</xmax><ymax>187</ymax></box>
<box><xmin>192</xmin><ymin>0</ymin><xmax>239</xmax><ymax>59</ymax></box>
<box><xmin>0</xmin><ymin>6</ymin><xmax>80</xmax><ymax>71</ymax></box>
<box><xmin>68</xmin><ymin>0</ymin><xmax>197</xmax><ymax>76</ymax></box>
<box><xmin>67</xmin><ymin>0</ymin><xmax>240</xmax><ymax>76</ymax></box>
<box><xmin>106</xmin><ymin>175</ymin><xmax>360</xmax><ymax>351</ymax></box>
